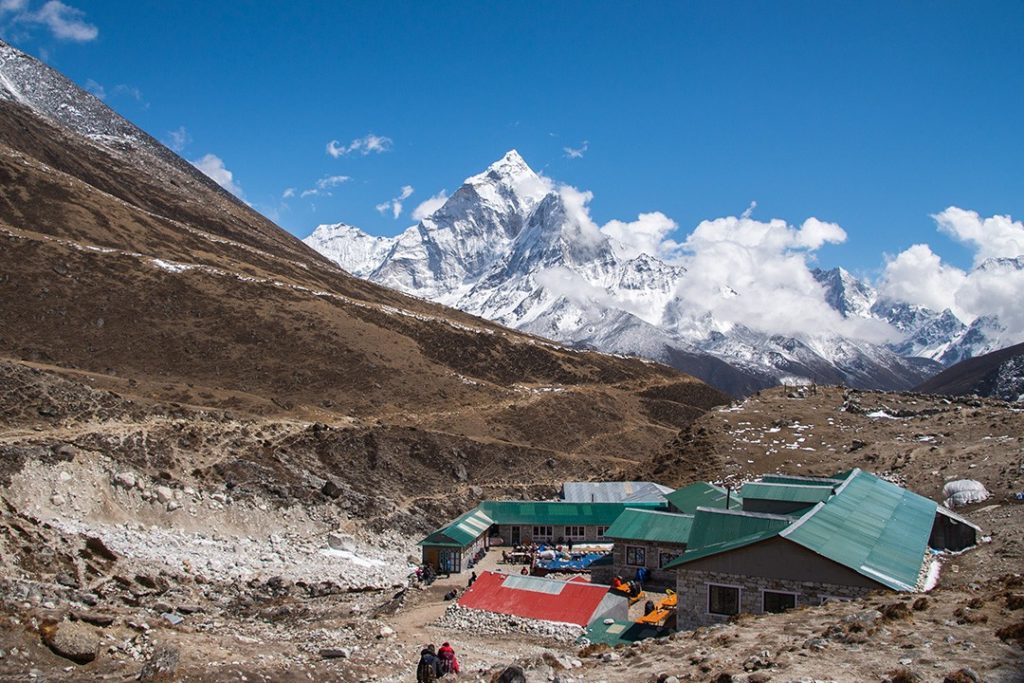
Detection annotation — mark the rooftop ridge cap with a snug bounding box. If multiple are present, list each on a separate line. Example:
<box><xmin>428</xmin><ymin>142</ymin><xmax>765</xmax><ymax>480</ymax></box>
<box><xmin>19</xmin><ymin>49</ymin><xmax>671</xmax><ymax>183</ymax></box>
<box><xmin>621</xmin><ymin>509</ymin><xmax>695</xmax><ymax>519</ymax></box>
<box><xmin>830</xmin><ymin>468</ymin><xmax>862</xmax><ymax>497</ymax></box>
<box><xmin>693</xmin><ymin>506</ymin><xmax>795</xmax><ymax>521</ymax></box>
<box><xmin>746</xmin><ymin>482</ymin><xmax>838</xmax><ymax>490</ymax></box>
<box><xmin>778</xmin><ymin>501</ymin><xmax>826</xmax><ymax>538</ymax></box>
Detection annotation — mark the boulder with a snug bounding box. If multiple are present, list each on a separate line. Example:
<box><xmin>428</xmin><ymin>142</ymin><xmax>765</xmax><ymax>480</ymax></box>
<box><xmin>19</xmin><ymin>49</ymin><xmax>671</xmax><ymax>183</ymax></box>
<box><xmin>154</xmin><ymin>486</ymin><xmax>174</xmax><ymax>504</ymax></box>
<box><xmin>114</xmin><ymin>471</ymin><xmax>137</xmax><ymax>489</ymax></box>
<box><xmin>321</xmin><ymin>480</ymin><xmax>343</xmax><ymax>499</ymax></box>
<box><xmin>327</xmin><ymin>532</ymin><xmax>355</xmax><ymax>552</ymax></box>
<box><xmin>41</xmin><ymin>621</ymin><xmax>99</xmax><ymax>664</ymax></box>
<box><xmin>494</xmin><ymin>665</ymin><xmax>527</xmax><ymax>683</ymax></box>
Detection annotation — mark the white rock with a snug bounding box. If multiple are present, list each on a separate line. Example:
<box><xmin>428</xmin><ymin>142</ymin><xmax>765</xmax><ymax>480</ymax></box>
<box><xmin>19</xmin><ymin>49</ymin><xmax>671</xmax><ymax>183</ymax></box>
<box><xmin>154</xmin><ymin>486</ymin><xmax>174</xmax><ymax>504</ymax></box>
<box><xmin>51</xmin><ymin>494</ymin><xmax>66</xmax><ymax>506</ymax></box>
<box><xmin>113</xmin><ymin>472</ymin><xmax>136</xmax><ymax>489</ymax></box>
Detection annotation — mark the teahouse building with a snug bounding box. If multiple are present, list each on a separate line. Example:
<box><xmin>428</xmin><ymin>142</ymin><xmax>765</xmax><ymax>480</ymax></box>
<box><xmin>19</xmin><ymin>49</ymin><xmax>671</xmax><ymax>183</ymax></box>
<box><xmin>666</xmin><ymin>469</ymin><xmax>975</xmax><ymax>628</ymax></box>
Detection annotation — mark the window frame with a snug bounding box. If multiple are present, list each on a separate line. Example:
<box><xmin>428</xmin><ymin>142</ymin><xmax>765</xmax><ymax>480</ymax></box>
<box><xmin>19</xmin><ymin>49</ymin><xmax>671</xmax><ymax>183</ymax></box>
<box><xmin>531</xmin><ymin>525</ymin><xmax>553</xmax><ymax>539</ymax></box>
<box><xmin>625</xmin><ymin>545</ymin><xmax>647</xmax><ymax>567</ymax></box>
<box><xmin>595</xmin><ymin>526</ymin><xmax>609</xmax><ymax>539</ymax></box>
<box><xmin>706</xmin><ymin>582</ymin><xmax>742</xmax><ymax>616</ymax></box>
<box><xmin>658</xmin><ymin>551</ymin><xmax>679</xmax><ymax>569</ymax></box>
<box><xmin>565</xmin><ymin>525</ymin><xmax>585</xmax><ymax>539</ymax></box>
<box><xmin>761</xmin><ymin>589</ymin><xmax>798</xmax><ymax>613</ymax></box>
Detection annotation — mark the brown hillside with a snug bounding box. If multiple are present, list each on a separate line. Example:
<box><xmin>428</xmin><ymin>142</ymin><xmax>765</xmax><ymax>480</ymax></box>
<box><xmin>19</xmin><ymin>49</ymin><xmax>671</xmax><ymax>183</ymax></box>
<box><xmin>0</xmin><ymin>95</ymin><xmax>727</xmax><ymax>495</ymax></box>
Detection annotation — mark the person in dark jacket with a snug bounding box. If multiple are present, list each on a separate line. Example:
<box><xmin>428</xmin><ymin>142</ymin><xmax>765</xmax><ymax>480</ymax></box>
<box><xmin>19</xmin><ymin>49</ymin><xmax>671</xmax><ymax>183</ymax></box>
<box><xmin>416</xmin><ymin>644</ymin><xmax>442</xmax><ymax>682</ymax></box>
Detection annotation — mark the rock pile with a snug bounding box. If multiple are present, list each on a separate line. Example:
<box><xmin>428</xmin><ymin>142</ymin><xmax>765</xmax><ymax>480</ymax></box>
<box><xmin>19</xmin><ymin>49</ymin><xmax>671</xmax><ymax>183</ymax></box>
<box><xmin>433</xmin><ymin>604</ymin><xmax>585</xmax><ymax>643</ymax></box>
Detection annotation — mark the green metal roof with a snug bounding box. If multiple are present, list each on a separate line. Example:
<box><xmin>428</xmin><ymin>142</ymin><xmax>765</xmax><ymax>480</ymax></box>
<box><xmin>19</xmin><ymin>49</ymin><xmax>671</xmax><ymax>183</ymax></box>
<box><xmin>741</xmin><ymin>482</ymin><xmax>836</xmax><ymax>504</ymax></box>
<box><xmin>665</xmin><ymin>482</ymin><xmax>742</xmax><ymax>514</ymax></box>
<box><xmin>760</xmin><ymin>474</ymin><xmax>844</xmax><ymax>487</ymax></box>
<box><xmin>419</xmin><ymin>506</ymin><xmax>494</xmax><ymax>548</ymax></box>
<box><xmin>780</xmin><ymin>469</ymin><xmax>936</xmax><ymax>591</ymax></box>
<box><xmin>664</xmin><ymin>508</ymin><xmax>793</xmax><ymax>568</ymax></box>
<box><xmin>479</xmin><ymin>500</ymin><xmax>644</xmax><ymax>527</ymax></box>
<box><xmin>603</xmin><ymin>508</ymin><xmax>694</xmax><ymax>545</ymax></box>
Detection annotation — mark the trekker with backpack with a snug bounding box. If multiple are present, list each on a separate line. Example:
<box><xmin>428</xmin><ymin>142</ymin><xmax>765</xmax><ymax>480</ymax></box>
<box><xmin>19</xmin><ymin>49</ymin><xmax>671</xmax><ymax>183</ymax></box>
<box><xmin>416</xmin><ymin>644</ymin><xmax>442</xmax><ymax>682</ymax></box>
<box><xmin>437</xmin><ymin>641</ymin><xmax>461</xmax><ymax>675</ymax></box>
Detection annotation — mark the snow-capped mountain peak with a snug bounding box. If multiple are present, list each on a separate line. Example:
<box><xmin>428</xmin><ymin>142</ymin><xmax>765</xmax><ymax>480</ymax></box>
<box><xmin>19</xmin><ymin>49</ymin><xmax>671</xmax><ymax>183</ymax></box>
<box><xmin>304</xmin><ymin>222</ymin><xmax>396</xmax><ymax>278</ymax></box>
<box><xmin>812</xmin><ymin>267</ymin><xmax>876</xmax><ymax>319</ymax></box>
<box><xmin>305</xmin><ymin>151</ymin><xmax>1021</xmax><ymax>396</ymax></box>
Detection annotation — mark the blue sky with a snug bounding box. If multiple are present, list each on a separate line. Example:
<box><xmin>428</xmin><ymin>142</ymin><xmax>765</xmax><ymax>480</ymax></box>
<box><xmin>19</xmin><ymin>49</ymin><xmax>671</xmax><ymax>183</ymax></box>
<box><xmin>3</xmin><ymin>1</ymin><xmax>1023</xmax><ymax>276</ymax></box>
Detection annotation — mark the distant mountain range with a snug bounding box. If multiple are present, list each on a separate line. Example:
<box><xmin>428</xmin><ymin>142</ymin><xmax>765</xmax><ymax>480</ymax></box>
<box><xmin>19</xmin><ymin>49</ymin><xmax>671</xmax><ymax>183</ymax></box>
<box><xmin>307</xmin><ymin>151</ymin><xmax>1022</xmax><ymax>396</ymax></box>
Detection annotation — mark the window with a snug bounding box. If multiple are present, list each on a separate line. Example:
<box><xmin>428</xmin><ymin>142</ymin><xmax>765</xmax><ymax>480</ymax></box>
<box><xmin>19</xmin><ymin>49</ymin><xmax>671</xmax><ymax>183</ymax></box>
<box><xmin>596</xmin><ymin>526</ymin><xmax>609</xmax><ymax>539</ymax></box>
<box><xmin>659</xmin><ymin>552</ymin><xmax>679</xmax><ymax>569</ymax></box>
<box><xmin>625</xmin><ymin>546</ymin><xmax>646</xmax><ymax>567</ymax></box>
<box><xmin>565</xmin><ymin>526</ymin><xmax>585</xmax><ymax>539</ymax></box>
<box><xmin>763</xmin><ymin>591</ymin><xmax>796</xmax><ymax>613</ymax></box>
<box><xmin>532</xmin><ymin>525</ymin><xmax>553</xmax><ymax>539</ymax></box>
<box><xmin>708</xmin><ymin>584</ymin><xmax>740</xmax><ymax>616</ymax></box>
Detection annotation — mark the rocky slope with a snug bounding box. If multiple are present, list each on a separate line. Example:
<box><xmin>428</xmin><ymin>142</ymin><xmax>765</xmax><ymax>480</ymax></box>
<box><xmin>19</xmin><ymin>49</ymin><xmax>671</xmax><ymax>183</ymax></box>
<box><xmin>308</xmin><ymin>153</ymin><xmax>954</xmax><ymax>397</ymax></box>
<box><xmin>916</xmin><ymin>341</ymin><xmax>1024</xmax><ymax>402</ymax></box>
<box><xmin>0</xmin><ymin>38</ymin><xmax>730</xmax><ymax>681</ymax></box>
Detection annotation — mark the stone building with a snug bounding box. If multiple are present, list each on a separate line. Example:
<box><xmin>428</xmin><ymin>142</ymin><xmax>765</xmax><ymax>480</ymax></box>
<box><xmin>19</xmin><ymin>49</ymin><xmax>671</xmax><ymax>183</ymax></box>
<box><xmin>602</xmin><ymin>508</ymin><xmax>693</xmax><ymax>589</ymax></box>
<box><xmin>666</xmin><ymin>469</ymin><xmax>976</xmax><ymax>628</ymax></box>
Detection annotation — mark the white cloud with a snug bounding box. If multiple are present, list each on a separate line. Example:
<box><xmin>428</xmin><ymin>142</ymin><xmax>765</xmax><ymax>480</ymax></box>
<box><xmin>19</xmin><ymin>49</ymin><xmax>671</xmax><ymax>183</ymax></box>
<box><xmin>326</xmin><ymin>133</ymin><xmax>393</xmax><ymax>158</ymax></box>
<box><xmin>563</xmin><ymin>140</ymin><xmax>589</xmax><ymax>159</ymax></box>
<box><xmin>376</xmin><ymin>185</ymin><xmax>414</xmax><ymax>219</ymax></box>
<box><xmin>932</xmin><ymin>206</ymin><xmax>1024</xmax><ymax>266</ymax></box>
<box><xmin>878</xmin><ymin>208</ymin><xmax>1024</xmax><ymax>341</ymax></box>
<box><xmin>10</xmin><ymin>1</ymin><xmax>97</xmax><ymax>41</ymax></box>
<box><xmin>300</xmin><ymin>174</ymin><xmax>351</xmax><ymax>198</ymax></box>
<box><xmin>411</xmin><ymin>190</ymin><xmax>448</xmax><ymax>221</ymax></box>
<box><xmin>668</xmin><ymin>214</ymin><xmax>895</xmax><ymax>341</ymax></box>
<box><xmin>877</xmin><ymin>244</ymin><xmax>967</xmax><ymax>315</ymax></box>
<box><xmin>601</xmin><ymin>212</ymin><xmax>680</xmax><ymax>261</ymax></box>
<box><xmin>281</xmin><ymin>187</ymin><xmax>296</xmax><ymax>199</ymax></box>
<box><xmin>166</xmin><ymin>126</ymin><xmax>190</xmax><ymax>153</ymax></box>
<box><xmin>190</xmin><ymin>153</ymin><xmax>243</xmax><ymax>198</ymax></box>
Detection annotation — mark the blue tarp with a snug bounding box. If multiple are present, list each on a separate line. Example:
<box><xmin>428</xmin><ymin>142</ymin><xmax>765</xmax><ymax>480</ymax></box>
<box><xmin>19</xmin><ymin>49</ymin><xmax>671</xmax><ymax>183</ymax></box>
<box><xmin>537</xmin><ymin>552</ymin><xmax>606</xmax><ymax>572</ymax></box>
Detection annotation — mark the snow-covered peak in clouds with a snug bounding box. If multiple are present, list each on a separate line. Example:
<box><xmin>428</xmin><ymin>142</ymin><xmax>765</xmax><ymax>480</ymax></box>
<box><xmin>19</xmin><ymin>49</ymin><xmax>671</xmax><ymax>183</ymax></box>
<box><xmin>812</xmin><ymin>267</ymin><xmax>877</xmax><ymax>319</ymax></box>
<box><xmin>306</xmin><ymin>151</ymin><xmax>1020</xmax><ymax>395</ymax></box>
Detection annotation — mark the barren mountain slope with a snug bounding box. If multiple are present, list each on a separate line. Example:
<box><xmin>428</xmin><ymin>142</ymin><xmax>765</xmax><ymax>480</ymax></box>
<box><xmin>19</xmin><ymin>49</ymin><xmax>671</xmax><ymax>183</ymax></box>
<box><xmin>0</xmin><ymin>94</ymin><xmax>727</xmax><ymax>464</ymax></box>
<box><xmin>917</xmin><ymin>341</ymin><xmax>1024</xmax><ymax>401</ymax></box>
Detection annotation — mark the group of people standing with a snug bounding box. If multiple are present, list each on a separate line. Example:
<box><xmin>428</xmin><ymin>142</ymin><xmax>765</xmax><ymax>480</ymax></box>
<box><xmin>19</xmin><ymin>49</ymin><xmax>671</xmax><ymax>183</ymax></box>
<box><xmin>416</xmin><ymin>642</ymin><xmax>460</xmax><ymax>681</ymax></box>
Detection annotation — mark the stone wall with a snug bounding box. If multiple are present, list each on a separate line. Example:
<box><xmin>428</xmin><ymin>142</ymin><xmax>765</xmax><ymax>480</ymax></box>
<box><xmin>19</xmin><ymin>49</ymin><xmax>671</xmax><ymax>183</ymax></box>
<box><xmin>611</xmin><ymin>540</ymin><xmax>685</xmax><ymax>589</ymax></box>
<box><xmin>675</xmin><ymin>568</ymin><xmax>876</xmax><ymax>629</ymax></box>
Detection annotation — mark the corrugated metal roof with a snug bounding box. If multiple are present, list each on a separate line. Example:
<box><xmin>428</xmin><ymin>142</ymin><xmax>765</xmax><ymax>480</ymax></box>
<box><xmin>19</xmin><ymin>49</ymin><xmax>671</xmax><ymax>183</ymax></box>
<box><xmin>664</xmin><ymin>507</ymin><xmax>792</xmax><ymax>568</ymax></box>
<box><xmin>480</xmin><ymin>500</ymin><xmax>654</xmax><ymax>526</ymax></box>
<box><xmin>760</xmin><ymin>474</ymin><xmax>844</xmax><ymax>487</ymax></box>
<box><xmin>780</xmin><ymin>469</ymin><xmax>936</xmax><ymax>591</ymax></box>
<box><xmin>418</xmin><ymin>506</ymin><xmax>494</xmax><ymax>548</ymax></box>
<box><xmin>603</xmin><ymin>508</ymin><xmax>694</xmax><ymax>545</ymax></box>
<box><xmin>665</xmin><ymin>482</ymin><xmax>742</xmax><ymax>514</ymax></box>
<box><xmin>458</xmin><ymin>571</ymin><xmax>618</xmax><ymax>626</ymax></box>
<box><xmin>562</xmin><ymin>481</ymin><xmax>673</xmax><ymax>504</ymax></box>
<box><xmin>741</xmin><ymin>482</ymin><xmax>836</xmax><ymax>504</ymax></box>
<box><xmin>500</xmin><ymin>574</ymin><xmax>566</xmax><ymax>594</ymax></box>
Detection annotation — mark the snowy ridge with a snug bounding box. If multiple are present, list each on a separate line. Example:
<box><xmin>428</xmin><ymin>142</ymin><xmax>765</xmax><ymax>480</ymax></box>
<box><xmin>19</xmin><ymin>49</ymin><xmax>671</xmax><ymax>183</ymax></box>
<box><xmin>0</xmin><ymin>39</ymin><xmax>239</xmax><ymax>203</ymax></box>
